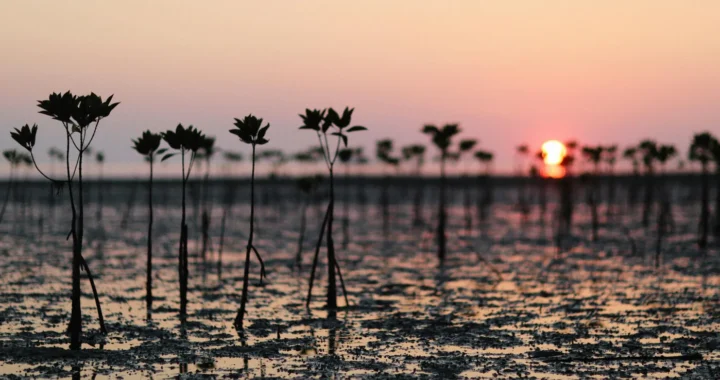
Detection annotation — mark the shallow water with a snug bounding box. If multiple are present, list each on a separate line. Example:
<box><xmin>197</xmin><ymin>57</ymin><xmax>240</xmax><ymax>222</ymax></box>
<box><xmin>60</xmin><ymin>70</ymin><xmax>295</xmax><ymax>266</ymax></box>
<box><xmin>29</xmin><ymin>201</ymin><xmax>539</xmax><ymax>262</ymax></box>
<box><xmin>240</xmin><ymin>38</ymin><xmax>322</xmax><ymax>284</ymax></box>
<box><xmin>0</xmin><ymin>182</ymin><xmax>719</xmax><ymax>378</ymax></box>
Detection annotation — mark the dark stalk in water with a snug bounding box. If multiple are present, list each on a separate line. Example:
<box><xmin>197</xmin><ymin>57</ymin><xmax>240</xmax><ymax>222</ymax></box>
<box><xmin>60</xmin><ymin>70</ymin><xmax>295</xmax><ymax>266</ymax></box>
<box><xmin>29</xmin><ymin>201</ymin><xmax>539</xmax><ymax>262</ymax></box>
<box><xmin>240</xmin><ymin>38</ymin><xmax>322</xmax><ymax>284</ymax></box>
<box><xmin>162</xmin><ymin>124</ymin><xmax>204</xmax><ymax>318</ymax></box>
<box><xmin>230</xmin><ymin>114</ymin><xmax>270</xmax><ymax>330</ymax></box>
<box><xmin>300</xmin><ymin>107</ymin><xmax>366</xmax><ymax>309</ymax></box>
<box><xmin>402</xmin><ymin>144</ymin><xmax>426</xmax><ymax>227</ymax></box>
<box><xmin>132</xmin><ymin>131</ymin><xmax>162</xmax><ymax>316</ymax></box>
<box><xmin>688</xmin><ymin>132</ymin><xmax>716</xmax><ymax>249</ymax></box>
<box><xmin>11</xmin><ymin>91</ymin><xmax>119</xmax><ymax>350</ymax></box>
<box><xmin>376</xmin><ymin>139</ymin><xmax>400</xmax><ymax>239</ymax></box>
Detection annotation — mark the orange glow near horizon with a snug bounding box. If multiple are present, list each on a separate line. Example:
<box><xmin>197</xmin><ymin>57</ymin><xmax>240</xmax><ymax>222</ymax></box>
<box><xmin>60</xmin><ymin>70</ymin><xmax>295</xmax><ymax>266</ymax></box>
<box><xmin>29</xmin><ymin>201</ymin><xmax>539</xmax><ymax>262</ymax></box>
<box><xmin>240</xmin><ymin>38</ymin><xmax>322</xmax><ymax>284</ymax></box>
<box><xmin>544</xmin><ymin>164</ymin><xmax>566</xmax><ymax>179</ymax></box>
<box><xmin>541</xmin><ymin>140</ymin><xmax>567</xmax><ymax>178</ymax></box>
<box><xmin>541</xmin><ymin>140</ymin><xmax>567</xmax><ymax>166</ymax></box>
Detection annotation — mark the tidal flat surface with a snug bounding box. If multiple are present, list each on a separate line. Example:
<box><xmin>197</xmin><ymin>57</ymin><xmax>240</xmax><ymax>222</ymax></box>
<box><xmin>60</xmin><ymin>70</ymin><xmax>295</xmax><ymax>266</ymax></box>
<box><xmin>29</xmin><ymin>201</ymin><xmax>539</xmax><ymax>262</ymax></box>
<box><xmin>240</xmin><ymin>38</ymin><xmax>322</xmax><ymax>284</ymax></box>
<box><xmin>0</xmin><ymin>183</ymin><xmax>718</xmax><ymax>378</ymax></box>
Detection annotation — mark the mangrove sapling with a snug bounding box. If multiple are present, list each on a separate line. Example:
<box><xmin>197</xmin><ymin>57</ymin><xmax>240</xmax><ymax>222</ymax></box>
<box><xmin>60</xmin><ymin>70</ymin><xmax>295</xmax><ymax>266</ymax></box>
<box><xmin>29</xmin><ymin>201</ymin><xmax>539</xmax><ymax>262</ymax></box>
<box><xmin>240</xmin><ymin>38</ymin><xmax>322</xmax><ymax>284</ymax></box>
<box><xmin>473</xmin><ymin>150</ymin><xmax>494</xmax><ymax>225</ymax></box>
<box><xmin>300</xmin><ymin>107</ymin><xmax>366</xmax><ymax>309</ymax></box>
<box><xmin>688</xmin><ymin>132</ymin><xmax>717</xmax><ymax>249</ymax></box>
<box><xmin>120</xmin><ymin>180</ymin><xmax>138</xmax><ymax>230</ymax></box>
<box><xmin>623</xmin><ymin>147</ymin><xmax>641</xmax><ymax>213</ymax></box>
<box><xmin>516</xmin><ymin>144</ymin><xmax>531</xmax><ymax>219</ymax></box>
<box><xmin>376</xmin><ymin>139</ymin><xmax>400</xmax><ymax>238</ymax></box>
<box><xmin>654</xmin><ymin>145</ymin><xmax>677</xmax><ymax>267</ymax></box>
<box><xmin>11</xmin><ymin>91</ymin><xmax>119</xmax><ymax>350</ymax></box>
<box><xmin>355</xmin><ymin>149</ymin><xmax>369</xmax><ymax>212</ymax></box>
<box><xmin>218</xmin><ymin>151</ymin><xmax>243</xmax><ymax>277</ymax></box>
<box><xmin>132</xmin><ymin>131</ymin><xmax>162</xmax><ymax>314</ymax></box>
<box><xmin>295</xmin><ymin>175</ymin><xmax>323</xmax><ymax>269</ymax></box>
<box><xmin>639</xmin><ymin>140</ymin><xmax>659</xmax><ymax>229</ymax></box>
<box><xmin>48</xmin><ymin>147</ymin><xmax>65</xmax><ymax>228</ymax></box>
<box><xmin>534</xmin><ymin>150</ymin><xmax>548</xmax><ymax>219</ymax></box>
<box><xmin>604</xmin><ymin>145</ymin><xmax>618</xmax><ymax>221</ymax></box>
<box><xmin>198</xmin><ymin>136</ymin><xmax>216</xmax><ymax>266</ymax></box>
<box><xmin>581</xmin><ymin>146</ymin><xmax>604</xmax><ymax>242</ymax></box>
<box><xmin>422</xmin><ymin>123</ymin><xmax>466</xmax><ymax>264</ymax></box>
<box><xmin>161</xmin><ymin>124</ymin><xmax>205</xmax><ymax>318</ymax></box>
<box><xmin>455</xmin><ymin>139</ymin><xmax>477</xmax><ymax>231</ymax></box>
<box><xmin>401</xmin><ymin>144</ymin><xmax>427</xmax><ymax>227</ymax></box>
<box><xmin>338</xmin><ymin>148</ymin><xmax>360</xmax><ymax>249</ymax></box>
<box><xmin>229</xmin><ymin>114</ymin><xmax>270</xmax><ymax>330</ymax></box>
<box><xmin>0</xmin><ymin>150</ymin><xmax>26</xmax><ymax>225</ymax></box>
<box><xmin>556</xmin><ymin>154</ymin><xmax>576</xmax><ymax>255</ymax></box>
<box><xmin>95</xmin><ymin>151</ymin><xmax>104</xmax><ymax>222</ymax></box>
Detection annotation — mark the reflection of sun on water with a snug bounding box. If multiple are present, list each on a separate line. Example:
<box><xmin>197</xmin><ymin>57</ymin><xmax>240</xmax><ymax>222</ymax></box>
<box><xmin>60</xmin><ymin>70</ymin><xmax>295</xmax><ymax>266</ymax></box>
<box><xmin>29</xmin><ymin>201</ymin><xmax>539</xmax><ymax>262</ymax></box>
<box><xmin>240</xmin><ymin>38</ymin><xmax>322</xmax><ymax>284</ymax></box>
<box><xmin>541</xmin><ymin>140</ymin><xmax>567</xmax><ymax>178</ymax></box>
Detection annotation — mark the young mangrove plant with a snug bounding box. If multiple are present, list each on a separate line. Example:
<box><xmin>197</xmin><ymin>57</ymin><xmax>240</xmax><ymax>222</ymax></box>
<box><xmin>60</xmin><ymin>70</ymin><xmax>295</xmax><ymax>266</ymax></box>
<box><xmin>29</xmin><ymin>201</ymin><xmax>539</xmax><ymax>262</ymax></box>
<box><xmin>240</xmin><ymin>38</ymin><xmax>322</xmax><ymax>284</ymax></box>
<box><xmin>218</xmin><ymin>151</ymin><xmax>243</xmax><ymax>277</ymax></box>
<box><xmin>376</xmin><ymin>139</ymin><xmax>400</xmax><ymax>237</ymax></box>
<box><xmin>422</xmin><ymin>123</ymin><xmax>464</xmax><ymax>265</ymax></box>
<box><xmin>623</xmin><ymin>147</ymin><xmax>640</xmax><ymax>213</ymax></box>
<box><xmin>300</xmin><ymin>107</ymin><xmax>366</xmax><ymax>310</ymax></box>
<box><xmin>654</xmin><ymin>144</ymin><xmax>677</xmax><ymax>267</ymax></box>
<box><xmin>198</xmin><ymin>136</ymin><xmax>216</xmax><ymax>266</ymax></box>
<box><xmin>161</xmin><ymin>124</ymin><xmax>205</xmax><ymax>318</ymax></box>
<box><xmin>229</xmin><ymin>114</ymin><xmax>270</xmax><ymax>330</ymax></box>
<box><xmin>638</xmin><ymin>140</ymin><xmax>659</xmax><ymax>229</ymax></box>
<box><xmin>689</xmin><ymin>132</ymin><xmax>717</xmax><ymax>249</ymax></box>
<box><xmin>338</xmin><ymin>148</ymin><xmax>360</xmax><ymax>249</ymax></box>
<box><xmin>11</xmin><ymin>91</ymin><xmax>119</xmax><ymax>350</ymax></box>
<box><xmin>295</xmin><ymin>175</ymin><xmax>323</xmax><ymax>269</ymax></box>
<box><xmin>401</xmin><ymin>144</ymin><xmax>427</xmax><ymax>227</ymax></box>
<box><xmin>454</xmin><ymin>139</ymin><xmax>477</xmax><ymax>231</ymax></box>
<box><xmin>604</xmin><ymin>145</ymin><xmax>618</xmax><ymax>221</ymax></box>
<box><xmin>95</xmin><ymin>151</ymin><xmax>105</xmax><ymax>222</ymax></box>
<box><xmin>132</xmin><ymin>131</ymin><xmax>162</xmax><ymax>314</ymax></box>
<box><xmin>581</xmin><ymin>145</ymin><xmax>603</xmax><ymax>242</ymax></box>
<box><xmin>0</xmin><ymin>150</ymin><xmax>30</xmax><ymax>225</ymax></box>
<box><xmin>516</xmin><ymin>144</ymin><xmax>531</xmax><ymax>219</ymax></box>
<box><xmin>473</xmin><ymin>150</ymin><xmax>494</xmax><ymax>224</ymax></box>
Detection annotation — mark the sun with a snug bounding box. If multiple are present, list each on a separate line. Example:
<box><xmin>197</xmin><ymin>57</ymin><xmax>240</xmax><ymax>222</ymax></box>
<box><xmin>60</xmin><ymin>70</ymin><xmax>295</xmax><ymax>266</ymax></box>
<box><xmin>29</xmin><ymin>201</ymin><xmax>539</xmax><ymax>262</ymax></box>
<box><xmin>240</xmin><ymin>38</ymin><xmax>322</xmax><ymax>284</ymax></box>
<box><xmin>541</xmin><ymin>140</ymin><xmax>567</xmax><ymax>166</ymax></box>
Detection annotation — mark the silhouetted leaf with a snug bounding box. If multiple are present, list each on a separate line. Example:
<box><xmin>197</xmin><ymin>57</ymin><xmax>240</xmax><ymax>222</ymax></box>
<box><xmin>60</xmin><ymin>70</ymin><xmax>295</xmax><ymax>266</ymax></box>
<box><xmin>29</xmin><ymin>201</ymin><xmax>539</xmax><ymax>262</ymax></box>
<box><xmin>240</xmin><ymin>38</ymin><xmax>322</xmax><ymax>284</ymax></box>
<box><xmin>161</xmin><ymin>153</ymin><xmax>177</xmax><ymax>162</ymax></box>
<box><xmin>346</xmin><ymin>126</ymin><xmax>367</xmax><ymax>132</ymax></box>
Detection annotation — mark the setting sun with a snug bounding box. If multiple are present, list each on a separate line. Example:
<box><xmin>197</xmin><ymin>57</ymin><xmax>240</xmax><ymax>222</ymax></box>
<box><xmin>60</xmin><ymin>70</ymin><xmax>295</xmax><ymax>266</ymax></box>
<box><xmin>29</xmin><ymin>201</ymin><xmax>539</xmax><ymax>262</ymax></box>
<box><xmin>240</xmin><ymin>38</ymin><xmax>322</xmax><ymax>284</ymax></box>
<box><xmin>541</xmin><ymin>140</ymin><xmax>567</xmax><ymax>166</ymax></box>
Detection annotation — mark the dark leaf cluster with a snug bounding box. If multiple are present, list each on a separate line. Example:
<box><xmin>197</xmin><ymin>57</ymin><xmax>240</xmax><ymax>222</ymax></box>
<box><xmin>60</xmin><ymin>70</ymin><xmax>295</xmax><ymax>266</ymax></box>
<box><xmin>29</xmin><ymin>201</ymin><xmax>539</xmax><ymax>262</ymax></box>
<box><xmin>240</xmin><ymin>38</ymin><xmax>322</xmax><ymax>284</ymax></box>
<box><xmin>38</xmin><ymin>91</ymin><xmax>119</xmax><ymax>128</ymax></box>
<box><xmin>10</xmin><ymin>124</ymin><xmax>38</xmax><ymax>152</ymax></box>
<box><xmin>132</xmin><ymin>130</ymin><xmax>162</xmax><ymax>156</ymax></box>
<box><xmin>230</xmin><ymin>115</ymin><xmax>270</xmax><ymax>145</ymax></box>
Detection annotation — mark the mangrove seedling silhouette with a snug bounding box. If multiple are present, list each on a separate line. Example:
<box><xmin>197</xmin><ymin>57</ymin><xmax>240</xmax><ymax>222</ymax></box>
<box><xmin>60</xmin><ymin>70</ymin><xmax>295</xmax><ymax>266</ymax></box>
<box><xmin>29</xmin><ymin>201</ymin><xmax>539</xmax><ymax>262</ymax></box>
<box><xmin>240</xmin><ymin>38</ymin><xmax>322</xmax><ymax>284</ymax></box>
<box><xmin>376</xmin><ymin>139</ymin><xmax>400</xmax><ymax>237</ymax></box>
<box><xmin>229</xmin><ymin>114</ymin><xmax>269</xmax><ymax>330</ymax></box>
<box><xmin>95</xmin><ymin>151</ymin><xmax>105</xmax><ymax>222</ymax></box>
<box><xmin>338</xmin><ymin>148</ymin><xmax>360</xmax><ymax>249</ymax></box>
<box><xmin>422</xmin><ymin>123</ymin><xmax>464</xmax><ymax>264</ymax></box>
<box><xmin>402</xmin><ymin>144</ymin><xmax>427</xmax><ymax>226</ymax></box>
<box><xmin>454</xmin><ymin>139</ymin><xmax>477</xmax><ymax>231</ymax></box>
<box><xmin>689</xmin><ymin>132</ymin><xmax>717</xmax><ymax>249</ymax></box>
<box><xmin>638</xmin><ymin>140</ymin><xmax>659</xmax><ymax>229</ymax></box>
<box><xmin>10</xmin><ymin>91</ymin><xmax>119</xmax><ymax>350</ymax></box>
<box><xmin>581</xmin><ymin>145</ymin><xmax>603</xmax><ymax>242</ymax></box>
<box><xmin>0</xmin><ymin>150</ymin><xmax>31</xmax><ymax>224</ymax></box>
<box><xmin>516</xmin><ymin>144</ymin><xmax>531</xmax><ymax>218</ymax></box>
<box><xmin>300</xmin><ymin>107</ymin><xmax>366</xmax><ymax>310</ymax></box>
<box><xmin>473</xmin><ymin>150</ymin><xmax>494</xmax><ymax>224</ymax></box>
<box><xmin>218</xmin><ymin>151</ymin><xmax>243</xmax><ymax>277</ymax></box>
<box><xmin>295</xmin><ymin>175</ymin><xmax>323</xmax><ymax>269</ymax></box>
<box><xmin>161</xmin><ymin>124</ymin><xmax>205</xmax><ymax>318</ymax></box>
<box><xmin>604</xmin><ymin>145</ymin><xmax>618</xmax><ymax>221</ymax></box>
<box><xmin>132</xmin><ymin>131</ymin><xmax>162</xmax><ymax>314</ymax></box>
<box><xmin>654</xmin><ymin>144</ymin><xmax>677</xmax><ymax>267</ymax></box>
<box><xmin>198</xmin><ymin>136</ymin><xmax>216</xmax><ymax>267</ymax></box>
<box><xmin>623</xmin><ymin>147</ymin><xmax>641</xmax><ymax>211</ymax></box>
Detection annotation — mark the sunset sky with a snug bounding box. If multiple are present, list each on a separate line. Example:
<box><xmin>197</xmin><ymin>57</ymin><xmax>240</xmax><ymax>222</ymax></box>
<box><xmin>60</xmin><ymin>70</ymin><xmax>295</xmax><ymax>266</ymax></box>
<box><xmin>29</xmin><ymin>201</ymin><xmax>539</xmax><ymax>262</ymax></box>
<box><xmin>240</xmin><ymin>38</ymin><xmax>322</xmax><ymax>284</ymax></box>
<box><xmin>2</xmin><ymin>1</ymin><xmax>719</xmax><ymax>176</ymax></box>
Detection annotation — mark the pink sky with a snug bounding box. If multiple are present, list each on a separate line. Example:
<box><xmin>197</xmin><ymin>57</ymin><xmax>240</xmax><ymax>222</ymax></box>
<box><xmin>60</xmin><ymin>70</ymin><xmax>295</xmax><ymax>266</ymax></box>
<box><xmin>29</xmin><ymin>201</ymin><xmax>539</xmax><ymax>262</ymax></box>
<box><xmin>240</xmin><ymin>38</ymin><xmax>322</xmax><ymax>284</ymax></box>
<box><xmin>2</xmin><ymin>1</ymin><xmax>720</xmax><ymax>176</ymax></box>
